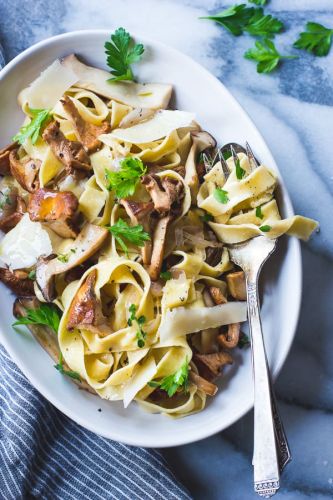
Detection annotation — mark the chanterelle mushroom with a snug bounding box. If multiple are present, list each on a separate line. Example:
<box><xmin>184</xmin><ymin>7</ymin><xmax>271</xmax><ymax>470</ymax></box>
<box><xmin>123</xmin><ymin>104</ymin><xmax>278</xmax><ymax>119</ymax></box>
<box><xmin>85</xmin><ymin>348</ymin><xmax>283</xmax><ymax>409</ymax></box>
<box><xmin>189</xmin><ymin>371</ymin><xmax>218</xmax><ymax>397</ymax></box>
<box><xmin>0</xmin><ymin>268</ymin><xmax>34</xmax><ymax>296</ymax></box>
<box><xmin>9</xmin><ymin>150</ymin><xmax>40</xmax><ymax>193</ymax></box>
<box><xmin>61</xmin><ymin>95</ymin><xmax>111</xmax><ymax>154</ymax></box>
<box><xmin>194</xmin><ymin>351</ymin><xmax>233</xmax><ymax>381</ymax></box>
<box><xmin>0</xmin><ymin>142</ymin><xmax>18</xmax><ymax>175</ymax></box>
<box><xmin>42</xmin><ymin>121</ymin><xmax>91</xmax><ymax>173</ymax></box>
<box><xmin>218</xmin><ymin>322</ymin><xmax>241</xmax><ymax>349</ymax></box>
<box><xmin>120</xmin><ymin>199</ymin><xmax>154</xmax><ymax>265</ymax></box>
<box><xmin>36</xmin><ymin>223</ymin><xmax>108</xmax><ymax>301</ymax></box>
<box><xmin>28</xmin><ymin>188</ymin><xmax>79</xmax><ymax>238</ymax></box>
<box><xmin>0</xmin><ymin>184</ymin><xmax>26</xmax><ymax>233</ymax></box>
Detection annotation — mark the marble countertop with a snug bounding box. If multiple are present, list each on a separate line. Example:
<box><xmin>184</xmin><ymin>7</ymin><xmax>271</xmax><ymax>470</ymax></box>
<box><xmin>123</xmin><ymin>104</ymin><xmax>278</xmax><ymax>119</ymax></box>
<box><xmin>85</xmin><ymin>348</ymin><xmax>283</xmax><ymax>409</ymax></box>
<box><xmin>0</xmin><ymin>0</ymin><xmax>332</xmax><ymax>498</ymax></box>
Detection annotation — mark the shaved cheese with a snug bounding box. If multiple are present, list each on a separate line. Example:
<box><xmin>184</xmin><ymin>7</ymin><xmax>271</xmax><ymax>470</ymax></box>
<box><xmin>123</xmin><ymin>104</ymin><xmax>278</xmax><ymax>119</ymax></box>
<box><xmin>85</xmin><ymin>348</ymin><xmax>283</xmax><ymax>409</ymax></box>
<box><xmin>159</xmin><ymin>302</ymin><xmax>247</xmax><ymax>342</ymax></box>
<box><xmin>123</xmin><ymin>355</ymin><xmax>157</xmax><ymax>408</ymax></box>
<box><xmin>62</xmin><ymin>54</ymin><xmax>172</xmax><ymax>110</ymax></box>
<box><xmin>0</xmin><ymin>214</ymin><xmax>52</xmax><ymax>269</ymax></box>
<box><xmin>101</xmin><ymin>110</ymin><xmax>195</xmax><ymax>145</ymax></box>
<box><xmin>23</xmin><ymin>59</ymin><xmax>78</xmax><ymax>109</ymax></box>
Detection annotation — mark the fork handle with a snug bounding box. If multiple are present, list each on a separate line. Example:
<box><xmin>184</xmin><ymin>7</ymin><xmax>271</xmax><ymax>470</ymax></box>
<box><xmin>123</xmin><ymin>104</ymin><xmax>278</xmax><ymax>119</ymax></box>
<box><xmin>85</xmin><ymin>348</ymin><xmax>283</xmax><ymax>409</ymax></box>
<box><xmin>246</xmin><ymin>270</ymin><xmax>280</xmax><ymax>498</ymax></box>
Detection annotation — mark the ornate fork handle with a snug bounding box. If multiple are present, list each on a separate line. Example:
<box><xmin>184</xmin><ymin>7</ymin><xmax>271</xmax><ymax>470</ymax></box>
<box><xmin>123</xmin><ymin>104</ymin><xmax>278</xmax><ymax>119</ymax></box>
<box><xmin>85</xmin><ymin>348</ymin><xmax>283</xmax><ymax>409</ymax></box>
<box><xmin>246</xmin><ymin>272</ymin><xmax>280</xmax><ymax>498</ymax></box>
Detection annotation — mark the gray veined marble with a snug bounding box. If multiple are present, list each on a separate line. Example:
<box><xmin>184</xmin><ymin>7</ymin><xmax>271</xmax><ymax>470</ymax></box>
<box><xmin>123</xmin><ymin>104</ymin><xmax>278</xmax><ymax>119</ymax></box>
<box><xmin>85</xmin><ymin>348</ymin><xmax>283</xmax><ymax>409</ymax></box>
<box><xmin>0</xmin><ymin>0</ymin><xmax>332</xmax><ymax>498</ymax></box>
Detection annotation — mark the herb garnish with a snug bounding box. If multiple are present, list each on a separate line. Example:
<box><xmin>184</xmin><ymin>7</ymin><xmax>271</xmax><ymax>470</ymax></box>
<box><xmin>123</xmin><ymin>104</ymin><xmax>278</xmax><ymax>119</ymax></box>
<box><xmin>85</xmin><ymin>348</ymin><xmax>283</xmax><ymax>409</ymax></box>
<box><xmin>238</xmin><ymin>332</ymin><xmax>251</xmax><ymax>349</ymax></box>
<box><xmin>235</xmin><ymin>158</ymin><xmax>246</xmax><ymax>180</ymax></box>
<box><xmin>13</xmin><ymin>108</ymin><xmax>51</xmax><ymax>145</ymax></box>
<box><xmin>200</xmin><ymin>212</ymin><xmax>214</xmax><ymax>222</ymax></box>
<box><xmin>128</xmin><ymin>304</ymin><xmax>147</xmax><ymax>348</ymax></box>
<box><xmin>160</xmin><ymin>271</ymin><xmax>172</xmax><ymax>281</ymax></box>
<box><xmin>249</xmin><ymin>0</ymin><xmax>267</xmax><ymax>5</ymax></box>
<box><xmin>256</xmin><ymin>206</ymin><xmax>264</xmax><ymax>219</ymax></box>
<box><xmin>107</xmin><ymin>219</ymin><xmax>150</xmax><ymax>256</ymax></box>
<box><xmin>13</xmin><ymin>303</ymin><xmax>61</xmax><ymax>333</ymax></box>
<box><xmin>214</xmin><ymin>187</ymin><xmax>229</xmax><ymax>204</ymax></box>
<box><xmin>148</xmin><ymin>358</ymin><xmax>189</xmax><ymax>397</ymax></box>
<box><xmin>28</xmin><ymin>270</ymin><xmax>36</xmax><ymax>280</ymax></box>
<box><xmin>294</xmin><ymin>22</ymin><xmax>333</xmax><ymax>57</ymax></box>
<box><xmin>259</xmin><ymin>224</ymin><xmax>271</xmax><ymax>232</ymax></box>
<box><xmin>57</xmin><ymin>253</ymin><xmax>69</xmax><ymax>263</ymax></box>
<box><xmin>105</xmin><ymin>156</ymin><xmax>146</xmax><ymax>198</ymax></box>
<box><xmin>105</xmin><ymin>27</ymin><xmax>144</xmax><ymax>82</ymax></box>
<box><xmin>244</xmin><ymin>38</ymin><xmax>297</xmax><ymax>74</ymax></box>
<box><xmin>54</xmin><ymin>352</ymin><xmax>81</xmax><ymax>381</ymax></box>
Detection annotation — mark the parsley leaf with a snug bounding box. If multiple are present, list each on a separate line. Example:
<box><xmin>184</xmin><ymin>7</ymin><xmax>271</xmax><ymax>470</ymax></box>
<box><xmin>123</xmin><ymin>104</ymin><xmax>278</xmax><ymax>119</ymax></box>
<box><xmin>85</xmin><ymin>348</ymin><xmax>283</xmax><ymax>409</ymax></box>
<box><xmin>256</xmin><ymin>206</ymin><xmax>264</xmax><ymax>219</ymax></box>
<box><xmin>200</xmin><ymin>212</ymin><xmax>214</xmax><ymax>222</ymax></box>
<box><xmin>128</xmin><ymin>304</ymin><xmax>147</xmax><ymax>348</ymax></box>
<box><xmin>105</xmin><ymin>27</ymin><xmax>144</xmax><ymax>82</ymax></box>
<box><xmin>249</xmin><ymin>0</ymin><xmax>267</xmax><ymax>6</ymax></box>
<box><xmin>160</xmin><ymin>271</ymin><xmax>172</xmax><ymax>281</ymax></box>
<box><xmin>244</xmin><ymin>38</ymin><xmax>297</xmax><ymax>73</ymax></box>
<box><xmin>259</xmin><ymin>224</ymin><xmax>271</xmax><ymax>232</ymax></box>
<box><xmin>28</xmin><ymin>270</ymin><xmax>36</xmax><ymax>280</ymax></box>
<box><xmin>13</xmin><ymin>303</ymin><xmax>61</xmax><ymax>333</ymax></box>
<box><xmin>238</xmin><ymin>332</ymin><xmax>251</xmax><ymax>349</ymax></box>
<box><xmin>107</xmin><ymin>219</ymin><xmax>150</xmax><ymax>256</ymax></box>
<box><xmin>214</xmin><ymin>187</ymin><xmax>229</xmax><ymax>204</ymax></box>
<box><xmin>148</xmin><ymin>358</ymin><xmax>190</xmax><ymax>397</ymax></box>
<box><xmin>200</xmin><ymin>4</ymin><xmax>256</xmax><ymax>36</ymax></box>
<box><xmin>105</xmin><ymin>156</ymin><xmax>146</xmax><ymax>198</ymax></box>
<box><xmin>244</xmin><ymin>8</ymin><xmax>283</xmax><ymax>37</ymax></box>
<box><xmin>57</xmin><ymin>253</ymin><xmax>69</xmax><ymax>263</ymax></box>
<box><xmin>294</xmin><ymin>22</ymin><xmax>333</xmax><ymax>57</ymax></box>
<box><xmin>13</xmin><ymin>108</ymin><xmax>51</xmax><ymax>145</ymax></box>
<box><xmin>235</xmin><ymin>158</ymin><xmax>246</xmax><ymax>180</ymax></box>
<box><xmin>55</xmin><ymin>352</ymin><xmax>81</xmax><ymax>381</ymax></box>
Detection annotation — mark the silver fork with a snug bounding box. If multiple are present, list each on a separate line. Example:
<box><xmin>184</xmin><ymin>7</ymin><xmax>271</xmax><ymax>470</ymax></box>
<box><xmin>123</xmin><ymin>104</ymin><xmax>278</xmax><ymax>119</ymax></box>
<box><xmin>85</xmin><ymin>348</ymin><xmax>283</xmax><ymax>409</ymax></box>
<box><xmin>204</xmin><ymin>143</ymin><xmax>291</xmax><ymax>497</ymax></box>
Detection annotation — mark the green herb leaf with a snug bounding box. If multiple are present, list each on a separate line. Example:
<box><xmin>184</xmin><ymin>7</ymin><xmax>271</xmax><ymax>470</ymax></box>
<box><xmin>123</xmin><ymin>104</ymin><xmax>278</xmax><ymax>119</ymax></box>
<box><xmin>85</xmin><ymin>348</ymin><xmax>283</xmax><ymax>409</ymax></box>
<box><xmin>259</xmin><ymin>224</ymin><xmax>271</xmax><ymax>232</ymax></box>
<box><xmin>55</xmin><ymin>352</ymin><xmax>81</xmax><ymax>381</ymax></box>
<box><xmin>200</xmin><ymin>4</ymin><xmax>256</xmax><ymax>36</ymax></box>
<box><xmin>57</xmin><ymin>253</ymin><xmax>69</xmax><ymax>263</ymax></box>
<box><xmin>249</xmin><ymin>0</ymin><xmax>267</xmax><ymax>5</ymax></box>
<box><xmin>13</xmin><ymin>303</ymin><xmax>61</xmax><ymax>333</ymax></box>
<box><xmin>13</xmin><ymin>108</ymin><xmax>51</xmax><ymax>145</ymax></box>
<box><xmin>294</xmin><ymin>22</ymin><xmax>333</xmax><ymax>57</ymax></box>
<box><xmin>214</xmin><ymin>187</ymin><xmax>229</xmax><ymax>204</ymax></box>
<box><xmin>28</xmin><ymin>270</ymin><xmax>36</xmax><ymax>280</ymax></box>
<box><xmin>200</xmin><ymin>212</ymin><xmax>214</xmax><ymax>222</ymax></box>
<box><xmin>160</xmin><ymin>271</ymin><xmax>172</xmax><ymax>281</ymax></box>
<box><xmin>148</xmin><ymin>358</ymin><xmax>189</xmax><ymax>397</ymax></box>
<box><xmin>222</xmin><ymin>150</ymin><xmax>232</xmax><ymax>161</ymax></box>
<box><xmin>244</xmin><ymin>38</ymin><xmax>297</xmax><ymax>73</ymax></box>
<box><xmin>105</xmin><ymin>27</ymin><xmax>144</xmax><ymax>82</ymax></box>
<box><xmin>238</xmin><ymin>332</ymin><xmax>251</xmax><ymax>349</ymax></box>
<box><xmin>235</xmin><ymin>158</ymin><xmax>246</xmax><ymax>180</ymax></box>
<box><xmin>244</xmin><ymin>8</ymin><xmax>283</xmax><ymax>37</ymax></box>
<box><xmin>105</xmin><ymin>156</ymin><xmax>146</xmax><ymax>198</ymax></box>
<box><xmin>127</xmin><ymin>303</ymin><xmax>147</xmax><ymax>348</ymax></box>
<box><xmin>107</xmin><ymin>218</ymin><xmax>150</xmax><ymax>256</ymax></box>
<box><xmin>256</xmin><ymin>206</ymin><xmax>264</xmax><ymax>219</ymax></box>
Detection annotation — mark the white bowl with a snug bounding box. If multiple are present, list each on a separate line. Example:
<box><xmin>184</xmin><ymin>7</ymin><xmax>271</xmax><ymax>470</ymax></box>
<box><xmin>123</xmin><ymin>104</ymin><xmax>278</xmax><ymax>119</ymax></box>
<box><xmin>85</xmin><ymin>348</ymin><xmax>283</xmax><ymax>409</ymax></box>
<box><xmin>0</xmin><ymin>30</ymin><xmax>301</xmax><ymax>448</ymax></box>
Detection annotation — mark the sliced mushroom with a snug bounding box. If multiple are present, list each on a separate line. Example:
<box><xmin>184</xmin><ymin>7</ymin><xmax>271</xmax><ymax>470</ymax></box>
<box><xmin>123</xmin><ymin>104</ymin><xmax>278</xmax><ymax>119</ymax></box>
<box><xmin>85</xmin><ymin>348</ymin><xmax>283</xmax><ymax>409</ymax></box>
<box><xmin>36</xmin><ymin>223</ymin><xmax>108</xmax><ymax>301</ymax></box>
<box><xmin>142</xmin><ymin>174</ymin><xmax>184</xmax><ymax>216</ymax></box>
<box><xmin>218</xmin><ymin>322</ymin><xmax>241</xmax><ymax>349</ymax></box>
<box><xmin>194</xmin><ymin>351</ymin><xmax>233</xmax><ymax>381</ymax></box>
<box><xmin>120</xmin><ymin>199</ymin><xmax>154</xmax><ymax>265</ymax></box>
<box><xmin>28</xmin><ymin>188</ymin><xmax>79</xmax><ymax>238</ymax></box>
<box><xmin>9</xmin><ymin>150</ymin><xmax>40</xmax><ymax>192</ymax></box>
<box><xmin>208</xmin><ymin>285</ymin><xmax>227</xmax><ymax>305</ymax></box>
<box><xmin>149</xmin><ymin>215</ymin><xmax>172</xmax><ymax>281</ymax></box>
<box><xmin>0</xmin><ymin>142</ymin><xmax>18</xmax><ymax>175</ymax></box>
<box><xmin>185</xmin><ymin>131</ymin><xmax>216</xmax><ymax>200</ymax></box>
<box><xmin>189</xmin><ymin>371</ymin><xmax>218</xmax><ymax>396</ymax></box>
<box><xmin>0</xmin><ymin>185</ymin><xmax>26</xmax><ymax>233</ymax></box>
<box><xmin>226</xmin><ymin>271</ymin><xmax>247</xmax><ymax>301</ymax></box>
<box><xmin>42</xmin><ymin>121</ymin><xmax>91</xmax><ymax>173</ymax></box>
<box><xmin>119</xmin><ymin>107</ymin><xmax>156</xmax><ymax>128</ymax></box>
<box><xmin>0</xmin><ymin>268</ymin><xmax>34</xmax><ymax>296</ymax></box>
<box><xmin>13</xmin><ymin>296</ymin><xmax>96</xmax><ymax>394</ymax></box>
<box><xmin>67</xmin><ymin>269</ymin><xmax>112</xmax><ymax>336</ymax></box>
<box><xmin>61</xmin><ymin>95</ymin><xmax>111</xmax><ymax>154</ymax></box>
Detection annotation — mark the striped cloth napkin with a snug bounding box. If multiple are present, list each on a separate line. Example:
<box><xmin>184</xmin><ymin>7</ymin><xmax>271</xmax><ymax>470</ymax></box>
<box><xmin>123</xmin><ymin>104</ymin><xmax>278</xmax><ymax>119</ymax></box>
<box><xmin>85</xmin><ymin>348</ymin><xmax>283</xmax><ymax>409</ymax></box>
<box><xmin>0</xmin><ymin>48</ymin><xmax>190</xmax><ymax>500</ymax></box>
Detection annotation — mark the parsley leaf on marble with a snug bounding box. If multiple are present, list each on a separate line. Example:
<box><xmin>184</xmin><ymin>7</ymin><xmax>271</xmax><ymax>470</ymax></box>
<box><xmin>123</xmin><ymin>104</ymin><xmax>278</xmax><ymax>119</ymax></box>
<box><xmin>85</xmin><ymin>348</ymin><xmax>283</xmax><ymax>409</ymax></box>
<box><xmin>214</xmin><ymin>188</ymin><xmax>229</xmax><ymax>204</ymax></box>
<box><xmin>13</xmin><ymin>108</ymin><xmax>51</xmax><ymax>145</ymax></box>
<box><xmin>148</xmin><ymin>358</ymin><xmax>189</xmax><ymax>397</ymax></box>
<box><xmin>294</xmin><ymin>22</ymin><xmax>333</xmax><ymax>57</ymax></box>
<box><xmin>244</xmin><ymin>38</ymin><xmax>297</xmax><ymax>73</ymax></box>
<box><xmin>105</xmin><ymin>27</ymin><xmax>144</xmax><ymax>82</ymax></box>
<box><xmin>249</xmin><ymin>0</ymin><xmax>267</xmax><ymax>5</ymax></box>
<box><xmin>244</xmin><ymin>8</ymin><xmax>283</xmax><ymax>37</ymax></box>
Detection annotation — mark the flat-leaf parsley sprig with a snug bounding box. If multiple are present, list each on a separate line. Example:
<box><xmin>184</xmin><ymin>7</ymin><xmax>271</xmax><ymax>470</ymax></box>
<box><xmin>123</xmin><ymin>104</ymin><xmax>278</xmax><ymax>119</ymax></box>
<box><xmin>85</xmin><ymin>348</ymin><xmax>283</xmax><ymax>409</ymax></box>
<box><xmin>128</xmin><ymin>304</ymin><xmax>147</xmax><ymax>348</ymax></box>
<box><xmin>107</xmin><ymin>219</ymin><xmax>150</xmax><ymax>257</ymax></box>
<box><xmin>105</xmin><ymin>156</ymin><xmax>147</xmax><ymax>198</ymax></box>
<box><xmin>13</xmin><ymin>108</ymin><xmax>52</xmax><ymax>145</ymax></box>
<box><xmin>55</xmin><ymin>352</ymin><xmax>81</xmax><ymax>381</ymax></box>
<box><xmin>148</xmin><ymin>357</ymin><xmax>190</xmax><ymax>397</ymax></box>
<box><xmin>105</xmin><ymin>27</ymin><xmax>144</xmax><ymax>82</ymax></box>
<box><xmin>13</xmin><ymin>303</ymin><xmax>62</xmax><ymax>333</ymax></box>
<box><xmin>294</xmin><ymin>22</ymin><xmax>333</xmax><ymax>57</ymax></box>
<box><xmin>244</xmin><ymin>38</ymin><xmax>297</xmax><ymax>74</ymax></box>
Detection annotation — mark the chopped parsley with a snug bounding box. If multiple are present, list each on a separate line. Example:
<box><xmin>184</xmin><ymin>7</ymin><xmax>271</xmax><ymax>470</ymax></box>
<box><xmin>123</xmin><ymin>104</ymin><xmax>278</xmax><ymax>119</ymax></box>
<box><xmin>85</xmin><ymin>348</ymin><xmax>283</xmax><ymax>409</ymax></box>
<box><xmin>54</xmin><ymin>352</ymin><xmax>81</xmax><ymax>381</ymax></box>
<box><xmin>259</xmin><ymin>224</ymin><xmax>272</xmax><ymax>232</ymax></box>
<box><xmin>13</xmin><ymin>108</ymin><xmax>51</xmax><ymax>145</ymax></box>
<box><xmin>256</xmin><ymin>206</ymin><xmax>264</xmax><ymax>219</ymax></box>
<box><xmin>128</xmin><ymin>304</ymin><xmax>147</xmax><ymax>348</ymax></box>
<box><xmin>57</xmin><ymin>253</ymin><xmax>69</xmax><ymax>263</ymax></box>
<box><xmin>200</xmin><ymin>212</ymin><xmax>214</xmax><ymax>222</ymax></box>
<box><xmin>235</xmin><ymin>157</ymin><xmax>246</xmax><ymax>180</ymax></box>
<box><xmin>293</xmin><ymin>22</ymin><xmax>333</xmax><ymax>57</ymax></box>
<box><xmin>105</xmin><ymin>156</ymin><xmax>146</xmax><ymax>198</ymax></box>
<box><xmin>244</xmin><ymin>38</ymin><xmax>297</xmax><ymax>74</ymax></box>
<box><xmin>28</xmin><ymin>270</ymin><xmax>36</xmax><ymax>280</ymax></box>
<box><xmin>238</xmin><ymin>332</ymin><xmax>251</xmax><ymax>349</ymax></box>
<box><xmin>214</xmin><ymin>187</ymin><xmax>229</xmax><ymax>204</ymax></box>
<box><xmin>148</xmin><ymin>358</ymin><xmax>189</xmax><ymax>397</ymax></box>
<box><xmin>13</xmin><ymin>303</ymin><xmax>61</xmax><ymax>333</ymax></box>
<box><xmin>249</xmin><ymin>0</ymin><xmax>267</xmax><ymax>5</ymax></box>
<box><xmin>160</xmin><ymin>271</ymin><xmax>172</xmax><ymax>281</ymax></box>
<box><xmin>107</xmin><ymin>218</ymin><xmax>150</xmax><ymax>256</ymax></box>
<box><xmin>105</xmin><ymin>27</ymin><xmax>144</xmax><ymax>82</ymax></box>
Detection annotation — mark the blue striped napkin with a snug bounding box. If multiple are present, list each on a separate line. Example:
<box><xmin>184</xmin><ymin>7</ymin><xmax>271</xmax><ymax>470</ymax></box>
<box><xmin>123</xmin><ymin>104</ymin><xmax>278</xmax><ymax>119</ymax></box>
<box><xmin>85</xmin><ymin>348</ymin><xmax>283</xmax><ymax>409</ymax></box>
<box><xmin>0</xmin><ymin>48</ymin><xmax>190</xmax><ymax>500</ymax></box>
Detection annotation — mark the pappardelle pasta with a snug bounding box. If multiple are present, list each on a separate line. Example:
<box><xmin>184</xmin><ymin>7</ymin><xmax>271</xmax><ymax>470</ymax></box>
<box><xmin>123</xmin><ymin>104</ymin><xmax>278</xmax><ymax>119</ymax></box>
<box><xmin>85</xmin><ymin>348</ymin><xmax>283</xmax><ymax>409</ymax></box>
<box><xmin>0</xmin><ymin>32</ymin><xmax>318</xmax><ymax>417</ymax></box>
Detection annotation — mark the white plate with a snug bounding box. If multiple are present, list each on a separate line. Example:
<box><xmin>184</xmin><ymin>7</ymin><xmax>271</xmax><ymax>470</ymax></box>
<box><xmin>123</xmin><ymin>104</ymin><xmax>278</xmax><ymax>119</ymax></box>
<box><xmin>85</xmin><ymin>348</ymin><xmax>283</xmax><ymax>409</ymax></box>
<box><xmin>0</xmin><ymin>30</ymin><xmax>301</xmax><ymax>448</ymax></box>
